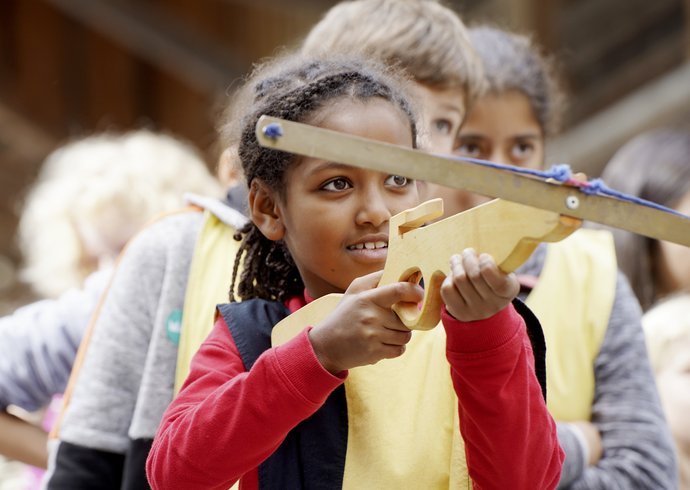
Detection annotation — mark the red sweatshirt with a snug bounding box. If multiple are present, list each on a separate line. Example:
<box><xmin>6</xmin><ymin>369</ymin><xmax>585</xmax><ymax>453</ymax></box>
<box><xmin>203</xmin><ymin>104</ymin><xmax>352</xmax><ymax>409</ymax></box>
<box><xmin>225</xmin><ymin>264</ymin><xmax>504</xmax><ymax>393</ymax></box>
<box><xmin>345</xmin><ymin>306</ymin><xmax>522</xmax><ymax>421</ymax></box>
<box><xmin>147</xmin><ymin>295</ymin><xmax>563</xmax><ymax>490</ymax></box>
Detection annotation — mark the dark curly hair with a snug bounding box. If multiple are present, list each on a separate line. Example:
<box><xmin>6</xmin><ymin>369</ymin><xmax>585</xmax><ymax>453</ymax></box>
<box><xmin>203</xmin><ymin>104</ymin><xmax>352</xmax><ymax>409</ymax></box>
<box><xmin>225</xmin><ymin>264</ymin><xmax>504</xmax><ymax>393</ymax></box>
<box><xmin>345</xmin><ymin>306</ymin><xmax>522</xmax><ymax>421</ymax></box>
<box><xmin>468</xmin><ymin>25</ymin><xmax>566</xmax><ymax>137</ymax></box>
<box><xmin>221</xmin><ymin>52</ymin><xmax>419</xmax><ymax>302</ymax></box>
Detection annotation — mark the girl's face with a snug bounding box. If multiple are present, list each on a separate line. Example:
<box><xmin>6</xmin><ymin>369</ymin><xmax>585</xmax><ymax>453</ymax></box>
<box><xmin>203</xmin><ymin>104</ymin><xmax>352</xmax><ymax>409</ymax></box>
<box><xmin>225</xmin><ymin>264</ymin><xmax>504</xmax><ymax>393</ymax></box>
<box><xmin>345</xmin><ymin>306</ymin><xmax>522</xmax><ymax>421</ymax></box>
<box><xmin>411</xmin><ymin>82</ymin><xmax>467</xmax><ymax>214</ymax></box>
<box><xmin>270</xmin><ymin>98</ymin><xmax>419</xmax><ymax>298</ymax></box>
<box><xmin>410</xmin><ymin>82</ymin><xmax>465</xmax><ymax>154</ymax></box>
<box><xmin>435</xmin><ymin>90</ymin><xmax>545</xmax><ymax>216</ymax></box>
<box><xmin>457</xmin><ymin>90</ymin><xmax>544</xmax><ymax>168</ymax></box>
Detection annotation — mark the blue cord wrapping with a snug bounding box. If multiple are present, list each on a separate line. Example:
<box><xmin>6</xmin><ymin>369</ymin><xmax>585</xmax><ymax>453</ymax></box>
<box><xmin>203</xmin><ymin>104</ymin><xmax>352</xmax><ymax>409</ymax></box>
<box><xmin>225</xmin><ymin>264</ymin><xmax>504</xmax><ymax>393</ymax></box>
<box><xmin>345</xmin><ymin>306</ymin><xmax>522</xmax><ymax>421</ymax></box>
<box><xmin>256</xmin><ymin>126</ymin><xmax>687</xmax><ymax>220</ymax></box>
<box><xmin>444</xmin><ymin>154</ymin><xmax>690</xmax><ymax>219</ymax></box>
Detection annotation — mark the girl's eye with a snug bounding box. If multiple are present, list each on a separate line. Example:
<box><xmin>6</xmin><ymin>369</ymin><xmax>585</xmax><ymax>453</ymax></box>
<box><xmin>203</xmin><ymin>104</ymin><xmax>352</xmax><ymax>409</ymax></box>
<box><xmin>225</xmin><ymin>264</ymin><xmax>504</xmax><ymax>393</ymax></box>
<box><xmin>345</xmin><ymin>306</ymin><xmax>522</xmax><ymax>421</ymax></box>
<box><xmin>385</xmin><ymin>175</ymin><xmax>411</xmax><ymax>187</ymax></box>
<box><xmin>456</xmin><ymin>141</ymin><xmax>483</xmax><ymax>159</ymax></box>
<box><xmin>511</xmin><ymin>142</ymin><xmax>534</xmax><ymax>160</ymax></box>
<box><xmin>321</xmin><ymin>178</ymin><xmax>352</xmax><ymax>192</ymax></box>
<box><xmin>433</xmin><ymin>119</ymin><xmax>452</xmax><ymax>135</ymax></box>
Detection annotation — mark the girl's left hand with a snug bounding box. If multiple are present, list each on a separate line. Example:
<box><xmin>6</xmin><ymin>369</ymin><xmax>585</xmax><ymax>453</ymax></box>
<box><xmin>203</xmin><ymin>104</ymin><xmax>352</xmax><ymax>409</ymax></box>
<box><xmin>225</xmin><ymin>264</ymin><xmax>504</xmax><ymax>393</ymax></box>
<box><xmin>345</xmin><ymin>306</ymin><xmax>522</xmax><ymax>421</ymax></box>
<box><xmin>440</xmin><ymin>248</ymin><xmax>519</xmax><ymax>322</ymax></box>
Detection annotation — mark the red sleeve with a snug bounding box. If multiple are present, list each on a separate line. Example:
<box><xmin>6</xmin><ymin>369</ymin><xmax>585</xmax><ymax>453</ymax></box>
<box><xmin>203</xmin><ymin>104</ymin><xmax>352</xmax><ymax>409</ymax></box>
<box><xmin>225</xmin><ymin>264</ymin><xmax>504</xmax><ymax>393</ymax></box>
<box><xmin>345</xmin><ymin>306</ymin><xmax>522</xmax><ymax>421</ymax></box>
<box><xmin>146</xmin><ymin>317</ymin><xmax>345</xmax><ymax>490</ymax></box>
<box><xmin>441</xmin><ymin>304</ymin><xmax>564</xmax><ymax>490</ymax></box>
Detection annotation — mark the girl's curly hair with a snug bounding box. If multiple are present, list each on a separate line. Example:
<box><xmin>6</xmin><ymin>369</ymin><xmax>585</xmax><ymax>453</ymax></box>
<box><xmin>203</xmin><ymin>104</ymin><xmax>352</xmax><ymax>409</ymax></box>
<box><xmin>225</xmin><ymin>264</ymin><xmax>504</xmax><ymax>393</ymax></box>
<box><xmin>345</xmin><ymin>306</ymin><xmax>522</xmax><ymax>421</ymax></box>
<box><xmin>220</xmin><ymin>52</ymin><xmax>418</xmax><ymax>302</ymax></box>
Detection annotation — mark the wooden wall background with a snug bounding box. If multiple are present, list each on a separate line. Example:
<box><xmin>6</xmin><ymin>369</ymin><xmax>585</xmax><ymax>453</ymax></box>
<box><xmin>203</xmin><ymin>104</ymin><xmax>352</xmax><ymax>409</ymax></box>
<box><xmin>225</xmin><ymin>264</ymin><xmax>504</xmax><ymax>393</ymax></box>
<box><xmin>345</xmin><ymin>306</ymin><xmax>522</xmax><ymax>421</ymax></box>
<box><xmin>1</xmin><ymin>0</ymin><xmax>689</xmax><ymax>311</ymax></box>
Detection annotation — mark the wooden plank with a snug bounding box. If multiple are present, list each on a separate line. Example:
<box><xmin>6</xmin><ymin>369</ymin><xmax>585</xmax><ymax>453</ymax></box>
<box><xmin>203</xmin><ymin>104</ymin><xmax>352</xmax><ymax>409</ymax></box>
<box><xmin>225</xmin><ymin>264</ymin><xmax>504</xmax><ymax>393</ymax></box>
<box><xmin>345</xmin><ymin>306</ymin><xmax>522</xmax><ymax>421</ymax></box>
<box><xmin>0</xmin><ymin>102</ymin><xmax>55</xmax><ymax>163</ymax></box>
<box><xmin>563</xmin><ymin>1</ymin><xmax>683</xmax><ymax>93</ymax></box>
<box><xmin>560</xmin><ymin>0</ymin><xmax>677</xmax><ymax>61</ymax></box>
<box><xmin>0</xmin><ymin>1</ymin><xmax>18</xmax><ymax>89</ymax></box>
<box><xmin>222</xmin><ymin>0</ymin><xmax>332</xmax><ymax>16</ymax></box>
<box><xmin>13</xmin><ymin>0</ymin><xmax>68</xmax><ymax>135</ymax></box>
<box><xmin>491</xmin><ymin>0</ymin><xmax>559</xmax><ymax>50</ymax></box>
<box><xmin>0</xmin><ymin>103</ymin><xmax>55</xmax><ymax>283</ymax></box>
<box><xmin>84</xmin><ymin>29</ymin><xmax>139</xmax><ymax>129</ymax></box>
<box><xmin>686</xmin><ymin>0</ymin><xmax>690</xmax><ymax>57</ymax></box>
<box><xmin>255</xmin><ymin>116</ymin><xmax>690</xmax><ymax>247</ymax></box>
<box><xmin>566</xmin><ymin>29</ymin><xmax>685</xmax><ymax>125</ymax></box>
<box><xmin>547</xmin><ymin>61</ymin><xmax>690</xmax><ymax>177</ymax></box>
<box><xmin>43</xmin><ymin>0</ymin><xmax>245</xmax><ymax>94</ymax></box>
<box><xmin>150</xmin><ymin>68</ymin><xmax>217</xmax><ymax>154</ymax></box>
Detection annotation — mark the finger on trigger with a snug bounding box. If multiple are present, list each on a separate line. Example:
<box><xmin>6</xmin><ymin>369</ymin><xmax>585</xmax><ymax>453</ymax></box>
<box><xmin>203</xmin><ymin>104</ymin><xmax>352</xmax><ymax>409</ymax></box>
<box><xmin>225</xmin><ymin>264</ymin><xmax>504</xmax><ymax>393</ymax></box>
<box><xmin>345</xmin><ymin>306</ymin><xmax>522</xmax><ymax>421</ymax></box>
<box><xmin>372</xmin><ymin>281</ymin><xmax>424</xmax><ymax>309</ymax></box>
<box><xmin>348</xmin><ymin>269</ymin><xmax>385</xmax><ymax>293</ymax></box>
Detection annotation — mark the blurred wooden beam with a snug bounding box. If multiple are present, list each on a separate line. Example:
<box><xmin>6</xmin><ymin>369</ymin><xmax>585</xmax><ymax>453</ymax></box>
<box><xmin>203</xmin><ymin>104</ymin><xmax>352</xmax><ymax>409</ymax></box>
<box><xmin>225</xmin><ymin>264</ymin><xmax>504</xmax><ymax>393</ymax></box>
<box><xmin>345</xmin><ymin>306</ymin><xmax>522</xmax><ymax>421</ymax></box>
<box><xmin>42</xmin><ymin>0</ymin><xmax>245</xmax><ymax>94</ymax></box>
<box><xmin>221</xmin><ymin>0</ymin><xmax>332</xmax><ymax>15</ymax></box>
<box><xmin>563</xmin><ymin>0</ymin><xmax>678</xmax><ymax>74</ymax></box>
<box><xmin>0</xmin><ymin>101</ymin><xmax>55</xmax><ymax>164</ymax></box>
<box><xmin>469</xmin><ymin>0</ymin><xmax>559</xmax><ymax>52</ymax></box>
<box><xmin>686</xmin><ymin>0</ymin><xmax>690</xmax><ymax>57</ymax></box>
<box><xmin>0</xmin><ymin>101</ymin><xmax>55</xmax><ymax>298</ymax></box>
<box><xmin>567</xmin><ymin>27</ymin><xmax>685</xmax><ymax>124</ymax></box>
<box><xmin>546</xmin><ymin>61</ymin><xmax>690</xmax><ymax>177</ymax></box>
<box><xmin>0</xmin><ymin>101</ymin><xmax>54</xmax><ymax>235</ymax></box>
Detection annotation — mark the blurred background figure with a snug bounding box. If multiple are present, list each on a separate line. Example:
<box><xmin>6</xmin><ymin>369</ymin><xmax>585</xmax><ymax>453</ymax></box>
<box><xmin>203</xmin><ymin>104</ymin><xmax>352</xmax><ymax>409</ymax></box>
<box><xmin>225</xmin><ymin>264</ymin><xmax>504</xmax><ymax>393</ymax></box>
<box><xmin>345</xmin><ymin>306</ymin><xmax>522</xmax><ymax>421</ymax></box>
<box><xmin>18</xmin><ymin>130</ymin><xmax>223</xmax><ymax>298</ymax></box>
<box><xmin>602</xmin><ymin>128</ymin><xmax>690</xmax><ymax>489</ymax></box>
<box><xmin>0</xmin><ymin>130</ymin><xmax>222</xmax><ymax>488</ymax></box>
<box><xmin>643</xmin><ymin>293</ymin><xmax>690</xmax><ymax>490</ymax></box>
<box><xmin>599</xmin><ymin>128</ymin><xmax>690</xmax><ymax>311</ymax></box>
<box><xmin>448</xmin><ymin>24</ymin><xmax>565</xmax><ymax>214</ymax></box>
<box><xmin>450</xmin><ymin>25</ymin><xmax>677</xmax><ymax>488</ymax></box>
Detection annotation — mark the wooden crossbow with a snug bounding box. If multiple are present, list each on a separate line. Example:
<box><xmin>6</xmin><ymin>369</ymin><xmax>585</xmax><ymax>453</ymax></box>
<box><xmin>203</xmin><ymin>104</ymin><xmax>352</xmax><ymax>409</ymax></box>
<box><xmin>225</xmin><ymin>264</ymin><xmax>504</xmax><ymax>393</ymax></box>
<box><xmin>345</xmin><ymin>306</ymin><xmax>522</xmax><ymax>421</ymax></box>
<box><xmin>254</xmin><ymin>116</ymin><xmax>690</xmax><ymax>345</ymax></box>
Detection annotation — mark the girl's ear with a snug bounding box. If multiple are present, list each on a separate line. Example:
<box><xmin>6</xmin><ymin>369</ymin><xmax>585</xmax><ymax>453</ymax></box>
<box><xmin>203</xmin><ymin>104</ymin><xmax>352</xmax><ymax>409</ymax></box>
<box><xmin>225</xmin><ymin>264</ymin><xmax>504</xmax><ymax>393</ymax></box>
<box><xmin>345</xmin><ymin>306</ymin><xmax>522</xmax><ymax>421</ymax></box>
<box><xmin>248</xmin><ymin>179</ymin><xmax>285</xmax><ymax>241</ymax></box>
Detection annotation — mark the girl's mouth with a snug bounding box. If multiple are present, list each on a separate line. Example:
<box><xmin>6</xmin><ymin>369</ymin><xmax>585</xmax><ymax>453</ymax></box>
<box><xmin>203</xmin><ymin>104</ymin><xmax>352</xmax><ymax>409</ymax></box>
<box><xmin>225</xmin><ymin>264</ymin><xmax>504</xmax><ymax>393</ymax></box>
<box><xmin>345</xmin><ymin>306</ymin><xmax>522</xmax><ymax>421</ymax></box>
<box><xmin>346</xmin><ymin>241</ymin><xmax>388</xmax><ymax>250</ymax></box>
<box><xmin>346</xmin><ymin>240</ymin><xmax>389</xmax><ymax>263</ymax></box>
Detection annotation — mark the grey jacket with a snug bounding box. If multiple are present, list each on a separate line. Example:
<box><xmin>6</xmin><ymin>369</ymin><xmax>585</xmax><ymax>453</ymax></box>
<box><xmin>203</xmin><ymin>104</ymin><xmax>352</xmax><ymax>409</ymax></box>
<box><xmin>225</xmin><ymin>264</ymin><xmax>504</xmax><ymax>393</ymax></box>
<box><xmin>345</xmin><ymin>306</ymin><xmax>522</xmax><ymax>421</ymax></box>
<box><xmin>0</xmin><ymin>268</ymin><xmax>110</xmax><ymax>412</ymax></box>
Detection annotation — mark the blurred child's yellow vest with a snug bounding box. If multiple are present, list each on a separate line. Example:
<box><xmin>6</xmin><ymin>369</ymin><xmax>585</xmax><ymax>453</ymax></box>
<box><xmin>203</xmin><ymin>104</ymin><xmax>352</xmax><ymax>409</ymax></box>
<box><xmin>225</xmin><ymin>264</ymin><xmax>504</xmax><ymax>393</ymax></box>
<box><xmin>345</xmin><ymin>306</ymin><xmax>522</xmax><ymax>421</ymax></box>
<box><xmin>175</xmin><ymin>210</ymin><xmax>241</xmax><ymax>392</ymax></box>
<box><xmin>525</xmin><ymin>229</ymin><xmax>617</xmax><ymax>420</ymax></box>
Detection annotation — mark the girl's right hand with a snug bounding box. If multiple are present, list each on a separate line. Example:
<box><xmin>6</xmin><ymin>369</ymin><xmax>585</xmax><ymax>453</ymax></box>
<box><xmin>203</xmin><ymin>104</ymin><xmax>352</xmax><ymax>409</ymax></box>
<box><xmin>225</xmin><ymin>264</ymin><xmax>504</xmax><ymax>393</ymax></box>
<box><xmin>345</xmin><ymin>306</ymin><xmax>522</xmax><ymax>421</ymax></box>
<box><xmin>308</xmin><ymin>271</ymin><xmax>424</xmax><ymax>374</ymax></box>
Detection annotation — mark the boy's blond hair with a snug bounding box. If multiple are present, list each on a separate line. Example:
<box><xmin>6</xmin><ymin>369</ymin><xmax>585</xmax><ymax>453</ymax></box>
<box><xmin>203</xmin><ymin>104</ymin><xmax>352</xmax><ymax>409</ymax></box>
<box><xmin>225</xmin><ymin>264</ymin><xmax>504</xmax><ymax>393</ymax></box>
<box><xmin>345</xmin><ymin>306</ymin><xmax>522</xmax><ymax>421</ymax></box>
<box><xmin>468</xmin><ymin>25</ymin><xmax>566</xmax><ymax>137</ymax></box>
<box><xmin>301</xmin><ymin>0</ymin><xmax>484</xmax><ymax>107</ymax></box>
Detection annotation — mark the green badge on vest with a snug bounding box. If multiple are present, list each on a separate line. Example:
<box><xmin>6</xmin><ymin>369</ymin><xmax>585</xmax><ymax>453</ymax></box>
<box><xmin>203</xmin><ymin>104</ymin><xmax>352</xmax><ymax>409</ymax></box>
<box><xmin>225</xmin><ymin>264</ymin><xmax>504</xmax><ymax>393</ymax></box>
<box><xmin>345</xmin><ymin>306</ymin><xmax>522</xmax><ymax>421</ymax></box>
<box><xmin>166</xmin><ymin>309</ymin><xmax>183</xmax><ymax>345</ymax></box>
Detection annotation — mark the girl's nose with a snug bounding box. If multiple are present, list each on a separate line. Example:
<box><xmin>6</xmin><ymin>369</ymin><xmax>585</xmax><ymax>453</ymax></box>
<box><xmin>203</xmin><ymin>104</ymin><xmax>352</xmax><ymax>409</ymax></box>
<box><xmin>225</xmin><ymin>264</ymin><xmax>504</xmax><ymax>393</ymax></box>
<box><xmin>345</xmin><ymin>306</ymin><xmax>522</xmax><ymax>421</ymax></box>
<box><xmin>490</xmin><ymin>149</ymin><xmax>508</xmax><ymax>166</ymax></box>
<box><xmin>355</xmin><ymin>187</ymin><xmax>391</xmax><ymax>227</ymax></box>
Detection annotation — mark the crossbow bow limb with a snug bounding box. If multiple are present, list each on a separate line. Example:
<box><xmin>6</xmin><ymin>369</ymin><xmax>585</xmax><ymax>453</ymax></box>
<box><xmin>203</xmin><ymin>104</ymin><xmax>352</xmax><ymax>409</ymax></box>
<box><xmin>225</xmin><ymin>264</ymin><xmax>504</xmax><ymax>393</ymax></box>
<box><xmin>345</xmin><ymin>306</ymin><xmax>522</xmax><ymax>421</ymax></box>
<box><xmin>254</xmin><ymin>116</ymin><xmax>690</xmax><ymax>342</ymax></box>
<box><xmin>256</xmin><ymin>115</ymin><xmax>690</xmax><ymax>247</ymax></box>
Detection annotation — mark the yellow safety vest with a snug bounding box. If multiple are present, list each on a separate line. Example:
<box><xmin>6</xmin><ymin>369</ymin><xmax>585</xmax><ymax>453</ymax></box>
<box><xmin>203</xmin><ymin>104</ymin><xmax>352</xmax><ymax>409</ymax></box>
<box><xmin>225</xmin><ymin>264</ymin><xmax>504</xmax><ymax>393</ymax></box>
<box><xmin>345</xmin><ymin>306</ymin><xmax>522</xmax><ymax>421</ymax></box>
<box><xmin>526</xmin><ymin>229</ymin><xmax>617</xmax><ymax>420</ymax></box>
<box><xmin>344</xmin><ymin>324</ymin><xmax>470</xmax><ymax>488</ymax></box>
<box><xmin>175</xmin><ymin>210</ymin><xmax>242</xmax><ymax>392</ymax></box>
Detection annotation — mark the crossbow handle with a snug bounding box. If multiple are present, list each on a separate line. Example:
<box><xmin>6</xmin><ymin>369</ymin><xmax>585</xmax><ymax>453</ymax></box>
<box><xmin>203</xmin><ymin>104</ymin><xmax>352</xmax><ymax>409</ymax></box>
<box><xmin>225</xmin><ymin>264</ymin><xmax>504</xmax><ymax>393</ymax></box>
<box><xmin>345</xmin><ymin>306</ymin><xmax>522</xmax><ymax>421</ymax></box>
<box><xmin>382</xmin><ymin>198</ymin><xmax>581</xmax><ymax>330</ymax></box>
